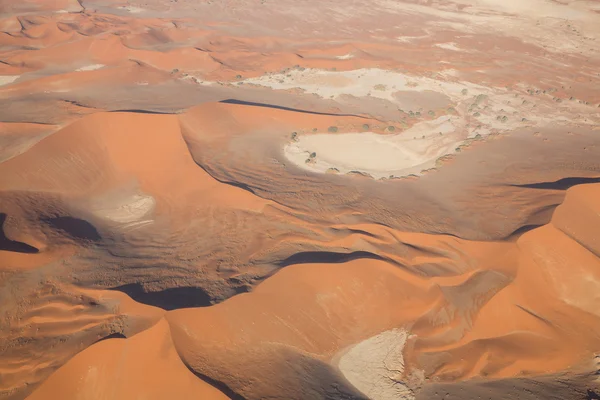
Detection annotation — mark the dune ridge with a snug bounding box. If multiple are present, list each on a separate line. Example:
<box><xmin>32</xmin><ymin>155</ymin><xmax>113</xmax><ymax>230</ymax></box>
<box><xmin>1</xmin><ymin>0</ymin><xmax>600</xmax><ymax>399</ymax></box>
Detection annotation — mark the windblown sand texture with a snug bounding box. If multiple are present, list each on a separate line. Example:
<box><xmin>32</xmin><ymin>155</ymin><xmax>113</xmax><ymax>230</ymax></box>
<box><xmin>1</xmin><ymin>0</ymin><xmax>600</xmax><ymax>399</ymax></box>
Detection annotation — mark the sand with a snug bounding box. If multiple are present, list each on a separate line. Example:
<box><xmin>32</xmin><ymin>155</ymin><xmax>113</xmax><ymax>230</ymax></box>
<box><xmin>284</xmin><ymin>116</ymin><xmax>464</xmax><ymax>178</ymax></box>
<box><xmin>337</xmin><ymin>329</ymin><xmax>414</xmax><ymax>400</ymax></box>
<box><xmin>0</xmin><ymin>0</ymin><xmax>599</xmax><ymax>399</ymax></box>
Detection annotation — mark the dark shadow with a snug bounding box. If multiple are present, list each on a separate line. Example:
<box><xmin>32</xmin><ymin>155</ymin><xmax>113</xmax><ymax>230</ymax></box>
<box><xmin>220</xmin><ymin>99</ymin><xmax>370</xmax><ymax>119</ymax></box>
<box><xmin>111</xmin><ymin>283</ymin><xmax>213</xmax><ymax>310</ymax></box>
<box><xmin>109</xmin><ymin>109</ymin><xmax>174</xmax><ymax>115</ymax></box>
<box><xmin>510</xmin><ymin>177</ymin><xmax>600</xmax><ymax>190</ymax></box>
<box><xmin>0</xmin><ymin>213</ymin><xmax>39</xmax><ymax>253</ymax></box>
<box><xmin>588</xmin><ymin>389</ymin><xmax>600</xmax><ymax>400</ymax></box>
<box><xmin>183</xmin><ymin>365</ymin><xmax>246</xmax><ymax>400</ymax></box>
<box><xmin>94</xmin><ymin>332</ymin><xmax>126</xmax><ymax>344</ymax></box>
<box><xmin>44</xmin><ymin>216</ymin><xmax>101</xmax><ymax>241</ymax></box>
<box><xmin>278</xmin><ymin>250</ymin><xmax>395</xmax><ymax>268</ymax></box>
<box><xmin>192</xmin><ymin>162</ymin><xmax>257</xmax><ymax>195</ymax></box>
<box><xmin>508</xmin><ymin>223</ymin><xmax>544</xmax><ymax>237</ymax></box>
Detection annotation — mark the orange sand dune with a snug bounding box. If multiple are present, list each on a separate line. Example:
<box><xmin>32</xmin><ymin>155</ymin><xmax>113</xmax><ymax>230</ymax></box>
<box><xmin>26</xmin><ymin>319</ymin><xmax>228</xmax><ymax>400</ymax></box>
<box><xmin>1</xmin><ymin>0</ymin><xmax>600</xmax><ymax>399</ymax></box>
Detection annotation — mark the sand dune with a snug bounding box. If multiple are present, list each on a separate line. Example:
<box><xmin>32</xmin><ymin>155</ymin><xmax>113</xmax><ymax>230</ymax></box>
<box><xmin>1</xmin><ymin>0</ymin><xmax>600</xmax><ymax>399</ymax></box>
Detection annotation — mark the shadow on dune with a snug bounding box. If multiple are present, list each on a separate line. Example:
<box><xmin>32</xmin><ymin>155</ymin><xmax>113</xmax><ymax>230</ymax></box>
<box><xmin>510</xmin><ymin>177</ymin><xmax>600</xmax><ymax>190</ymax></box>
<box><xmin>0</xmin><ymin>213</ymin><xmax>39</xmax><ymax>253</ymax></box>
<box><xmin>93</xmin><ymin>332</ymin><xmax>126</xmax><ymax>344</ymax></box>
<box><xmin>278</xmin><ymin>250</ymin><xmax>398</xmax><ymax>267</ymax></box>
<box><xmin>43</xmin><ymin>216</ymin><xmax>101</xmax><ymax>241</ymax></box>
<box><xmin>108</xmin><ymin>109</ymin><xmax>175</xmax><ymax>115</ymax></box>
<box><xmin>111</xmin><ymin>283</ymin><xmax>213</xmax><ymax>310</ymax></box>
<box><xmin>183</xmin><ymin>367</ymin><xmax>246</xmax><ymax>400</ymax></box>
<box><xmin>220</xmin><ymin>99</ymin><xmax>370</xmax><ymax>119</ymax></box>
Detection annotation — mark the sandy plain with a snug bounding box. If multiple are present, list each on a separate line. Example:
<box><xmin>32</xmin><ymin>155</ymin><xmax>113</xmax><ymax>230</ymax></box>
<box><xmin>0</xmin><ymin>0</ymin><xmax>600</xmax><ymax>399</ymax></box>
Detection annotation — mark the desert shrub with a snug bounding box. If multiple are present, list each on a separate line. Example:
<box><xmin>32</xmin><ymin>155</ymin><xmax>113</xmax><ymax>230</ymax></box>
<box><xmin>328</xmin><ymin>126</ymin><xmax>338</xmax><ymax>133</ymax></box>
<box><xmin>474</xmin><ymin>94</ymin><xmax>487</xmax><ymax>104</ymax></box>
<box><xmin>461</xmin><ymin>89</ymin><xmax>468</xmax><ymax>95</ymax></box>
<box><xmin>428</xmin><ymin>110</ymin><xmax>435</xmax><ymax>117</ymax></box>
<box><xmin>388</xmin><ymin>126</ymin><xmax>396</xmax><ymax>132</ymax></box>
<box><xmin>415</xmin><ymin>111</ymin><xmax>421</xmax><ymax>116</ymax></box>
<box><xmin>362</xmin><ymin>124</ymin><xmax>369</xmax><ymax>130</ymax></box>
<box><xmin>291</xmin><ymin>132</ymin><xmax>298</xmax><ymax>140</ymax></box>
<box><xmin>236</xmin><ymin>74</ymin><xmax>242</xmax><ymax>79</ymax></box>
<box><xmin>310</xmin><ymin>152</ymin><xmax>316</xmax><ymax>158</ymax></box>
<box><xmin>473</xmin><ymin>112</ymin><xmax>480</xmax><ymax>117</ymax></box>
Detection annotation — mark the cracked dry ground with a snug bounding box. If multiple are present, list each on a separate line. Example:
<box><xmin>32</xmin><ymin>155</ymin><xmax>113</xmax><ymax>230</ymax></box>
<box><xmin>1</xmin><ymin>0</ymin><xmax>600</xmax><ymax>399</ymax></box>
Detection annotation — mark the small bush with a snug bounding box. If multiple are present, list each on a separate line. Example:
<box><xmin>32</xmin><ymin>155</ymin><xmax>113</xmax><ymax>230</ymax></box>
<box><xmin>428</xmin><ymin>110</ymin><xmax>435</xmax><ymax>117</ymax></box>
<box><xmin>461</xmin><ymin>89</ymin><xmax>468</xmax><ymax>95</ymax></box>
<box><xmin>388</xmin><ymin>126</ymin><xmax>396</xmax><ymax>132</ymax></box>
<box><xmin>473</xmin><ymin>112</ymin><xmax>480</xmax><ymax>117</ymax></box>
<box><xmin>235</xmin><ymin>74</ymin><xmax>242</xmax><ymax>79</ymax></box>
<box><xmin>313</xmin><ymin>128</ymin><xmax>318</xmax><ymax>132</ymax></box>
<box><xmin>362</xmin><ymin>124</ymin><xmax>369</xmax><ymax>130</ymax></box>
<box><xmin>291</xmin><ymin>132</ymin><xmax>298</xmax><ymax>140</ymax></box>
<box><xmin>310</xmin><ymin>152</ymin><xmax>316</xmax><ymax>158</ymax></box>
<box><xmin>328</xmin><ymin>126</ymin><xmax>338</xmax><ymax>133</ymax></box>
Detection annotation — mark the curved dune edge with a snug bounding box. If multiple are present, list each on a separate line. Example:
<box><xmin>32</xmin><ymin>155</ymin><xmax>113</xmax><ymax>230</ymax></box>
<box><xmin>336</xmin><ymin>329</ymin><xmax>414</xmax><ymax>400</ymax></box>
<box><xmin>25</xmin><ymin>319</ymin><xmax>229</xmax><ymax>400</ymax></box>
<box><xmin>284</xmin><ymin>117</ymin><xmax>464</xmax><ymax>179</ymax></box>
<box><xmin>1</xmin><ymin>0</ymin><xmax>600</xmax><ymax>398</ymax></box>
<box><xmin>0</xmin><ymin>108</ymin><xmax>599</xmax><ymax>399</ymax></box>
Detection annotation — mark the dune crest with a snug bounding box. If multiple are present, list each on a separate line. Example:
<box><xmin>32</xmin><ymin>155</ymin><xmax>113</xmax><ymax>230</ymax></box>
<box><xmin>1</xmin><ymin>0</ymin><xmax>600</xmax><ymax>399</ymax></box>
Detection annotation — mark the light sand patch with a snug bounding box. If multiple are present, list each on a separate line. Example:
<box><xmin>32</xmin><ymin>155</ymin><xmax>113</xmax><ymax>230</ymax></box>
<box><xmin>118</xmin><ymin>5</ymin><xmax>145</xmax><ymax>13</ymax></box>
<box><xmin>435</xmin><ymin>42</ymin><xmax>461</xmax><ymax>51</ymax></box>
<box><xmin>337</xmin><ymin>329</ymin><xmax>413</xmax><ymax>400</ymax></box>
<box><xmin>243</xmin><ymin>68</ymin><xmax>481</xmax><ymax>103</ymax></box>
<box><xmin>90</xmin><ymin>190</ymin><xmax>155</xmax><ymax>225</ymax></box>
<box><xmin>0</xmin><ymin>76</ymin><xmax>19</xmax><ymax>86</ymax></box>
<box><xmin>393</xmin><ymin>90</ymin><xmax>452</xmax><ymax>112</ymax></box>
<box><xmin>284</xmin><ymin>116</ymin><xmax>466</xmax><ymax>179</ymax></box>
<box><xmin>75</xmin><ymin>64</ymin><xmax>105</xmax><ymax>72</ymax></box>
<box><xmin>335</xmin><ymin>53</ymin><xmax>355</xmax><ymax>60</ymax></box>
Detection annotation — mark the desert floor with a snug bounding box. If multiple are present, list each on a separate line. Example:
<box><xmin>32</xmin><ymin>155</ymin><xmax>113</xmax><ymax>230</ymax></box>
<box><xmin>1</xmin><ymin>0</ymin><xmax>600</xmax><ymax>399</ymax></box>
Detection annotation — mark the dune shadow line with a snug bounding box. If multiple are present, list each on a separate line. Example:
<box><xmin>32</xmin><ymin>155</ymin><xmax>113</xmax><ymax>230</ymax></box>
<box><xmin>277</xmin><ymin>250</ymin><xmax>397</xmax><ymax>268</ymax></box>
<box><xmin>220</xmin><ymin>99</ymin><xmax>371</xmax><ymax>119</ymax></box>
<box><xmin>509</xmin><ymin>176</ymin><xmax>600</xmax><ymax>190</ymax></box>
<box><xmin>0</xmin><ymin>213</ymin><xmax>39</xmax><ymax>253</ymax></box>
<box><xmin>111</xmin><ymin>283</ymin><xmax>213</xmax><ymax>310</ymax></box>
<box><xmin>43</xmin><ymin>216</ymin><xmax>101</xmax><ymax>241</ymax></box>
